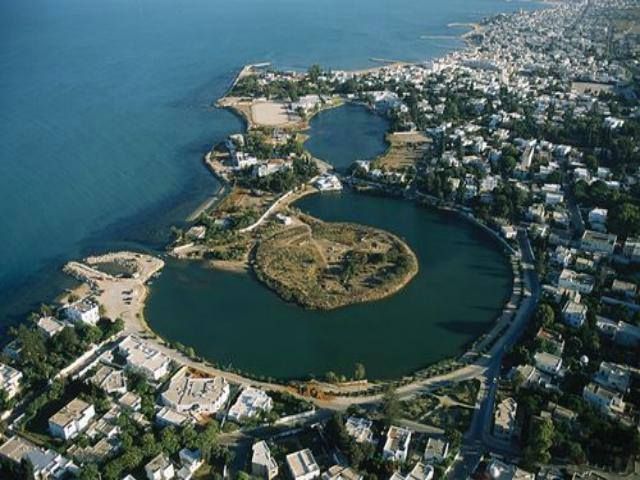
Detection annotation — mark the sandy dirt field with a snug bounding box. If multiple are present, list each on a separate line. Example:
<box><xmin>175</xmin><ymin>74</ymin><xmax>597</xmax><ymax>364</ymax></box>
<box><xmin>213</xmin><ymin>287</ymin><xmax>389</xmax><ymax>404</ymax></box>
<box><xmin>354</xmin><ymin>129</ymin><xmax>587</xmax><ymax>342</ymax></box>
<box><xmin>64</xmin><ymin>251</ymin><xmax>164</xmax><ymax>333</ymax></box>
<box><xmin>251</xmin><ymin>100</ymin><xmax>301</xmax><ymax>126</ymax></box>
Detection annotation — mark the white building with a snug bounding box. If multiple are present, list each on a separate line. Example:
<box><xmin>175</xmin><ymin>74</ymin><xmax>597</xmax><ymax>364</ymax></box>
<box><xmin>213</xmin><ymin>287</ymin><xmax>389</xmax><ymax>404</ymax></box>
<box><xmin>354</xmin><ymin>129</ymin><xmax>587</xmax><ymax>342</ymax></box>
<box><xmin>594</xmin><ymin>362</ymin><xmax>631</xmax><ymax>393</ymax></box>
<box><xmin>345</xmin><ymin>416</ymin><xmax>375</xmax><ymax>444</ymax></box>
<box><xmin>583</xmin><ymin>382</ymin><xmax>626</xmax><ymax>418</ymax></box>
<box><xmin>545</xmin><ymin>192</ymin><xmax>564</xmax><ymax>206</ymax></box>
<box><xmin>405</xmin><ymin>462</ymin><xmax>434</xmax><ymax>480</ymax></box>
<box><xmin>382</xmin><ymin>425</ymin><xmax>412</xmax><ymax>462</ymax></box>
<box><xmin>251</xmin><ymin>441</ymin><xmax>278</xmax><ymax>480</ymax></box>
<box><xmin>231</xmin><ymin>151</ymin><xmax>259</xmax><ymax>169</ymax></box>
<box><xmin>90</xmin><ymin>365</ymin><xmax>127</xmax><ymax>395</ymax></box>
<box><xmin>580</xmin><ymin>230</ymin><xmax>617</xmax><ymax>255</ymax></box>
<box><xmin>65</xmin><ymin>298</ymin><xmax>100</xmax><ymax>326</ymax></box>
<box><xmin>623</xmin><ymin>237</ymin><xmax>640</xmax><ymax>262</ymax></box>
<box><xmin>558</xmin><ymin>269</ymin><xmax>594</xmax><ymax>294</ymax></box>
<box><xmin>145</xmin><ymin>453</ymin><xmax>175</xmax><ymax>480</ymax></box>
<box><xmin>534</xmin><ymin>352</ymin><xmax>563</xmax><ymax>376</ymax></box>
<box><xmin>315</xmin><ymin>173</ymin><xmax>343</xmax><ymax>192</ymax></box>
<box><xmin>177</xmin><ymin>448</ymin><xmax>203</xmax><ymax>480</ymax></box>
<box><xmin>286</xmin><ymin>449</ymin><xmax>320</xmax><ymax>480</ymax></box>
<box><xmin>322</xmin><ymin>466</ymin><xmax>362</xmax><ymax>480</ymax></box>
<box><xmin>160</xmin><ymin>367</ymin><xmax>229</xmax><ymax>415</ymax></box>
<box><xmin>36</xmin><ymin>316</ymin><xmax>65</xmax><ymax>338</ymax></box>
<box><xmin>588</xmin><ymin>208</ymin><xmax>608</xmax><ymax>230</ymax></box>
<box><xmin>155</xmin><ymin>407</ymin><xmax>192</xmax><ymax>428</ymax></box>
<box><xmin>291</xmin><ymin>94</ymin><xmax>322</xmax><ymax>114</ymax></box>
<box><xmin>424</xmin><ymin>437</ymin><xmax>449</xmax><ymax>463</ymax></box>
<box><xmin>118</xmin><ymin>391</ymin><xmax>142</xmax><ymax>412</ymax></box>
<box><xmin>118</xmin><ymin>336</ymin><xmax>172</xmax><ymax>381</ymax></box>
<box><xmin>483</xmin><ymin>460</ymin><xmax>534</xmax><ymax>480</ymax></box>
<box><xmin>0</xmin><ymin>363</ymin><xmax>23</xmax><ymax>400</ymax></box>
<box><xmin>562</xmin><ymin>299</ymin><xmax>588</xmax><ymax>328</ymax></box>
<box><xmin>0</xmin><ymin>436</ymin><xmax>79</xmax><ymax>480</ymax></box>
<box><xmin>227</xmin><ymin>386</ymin><xmax>272</xmax><ymax>422</ymax></box>
<box><xmin>493</xmin><ymin>397</ymin><xmax>518</xmax><ymax>441</ymax></box>
<box><xmin>48</xmin><ymin>398</ymin><xmax>96</xmax><ymax>441</ymax></box>
<box><xmin>611</xmin><ymin>279</ymin><xmax>637</xmax><ymax>298</ymax></box>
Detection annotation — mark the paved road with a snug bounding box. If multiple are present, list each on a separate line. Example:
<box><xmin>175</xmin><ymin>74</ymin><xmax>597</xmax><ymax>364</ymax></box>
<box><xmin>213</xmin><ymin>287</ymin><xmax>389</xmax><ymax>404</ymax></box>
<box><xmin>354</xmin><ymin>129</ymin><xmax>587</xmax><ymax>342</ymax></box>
<box><xmin>448</xmin><ymin>229</ymin><xmax>540</xmax><ymax>479</ymax></box>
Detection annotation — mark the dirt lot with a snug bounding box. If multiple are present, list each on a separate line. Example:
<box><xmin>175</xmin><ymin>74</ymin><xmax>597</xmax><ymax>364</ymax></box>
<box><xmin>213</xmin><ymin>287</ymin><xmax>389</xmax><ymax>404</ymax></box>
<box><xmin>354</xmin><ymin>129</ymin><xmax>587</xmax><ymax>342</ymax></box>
<box><xmin>251</xmin><ymin>100</ymin><xmax>301</xmax><ymax>126</ymax></box>
<box><xmin>64</xmin><ymin>251</ymin><xmax>164</xmax><ymax>332</ymax></box>
<box><xmin>375</xmin><ymin>132</ymin><xmax>430</xmax><ymax>170</ymax></box>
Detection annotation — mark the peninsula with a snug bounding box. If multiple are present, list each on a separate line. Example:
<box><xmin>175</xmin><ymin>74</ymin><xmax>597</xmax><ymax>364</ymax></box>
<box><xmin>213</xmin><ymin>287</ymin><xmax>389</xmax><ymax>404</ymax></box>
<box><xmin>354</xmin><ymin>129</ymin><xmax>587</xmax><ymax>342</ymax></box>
<box><xmin>170</xmin><ymin>65</ymin><xmax>421</xmax><ymax>310</ymax></box>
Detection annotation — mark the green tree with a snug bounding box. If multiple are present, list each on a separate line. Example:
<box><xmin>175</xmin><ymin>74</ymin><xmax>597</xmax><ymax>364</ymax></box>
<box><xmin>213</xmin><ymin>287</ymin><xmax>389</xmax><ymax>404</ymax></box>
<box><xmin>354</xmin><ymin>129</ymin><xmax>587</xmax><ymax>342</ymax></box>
<box><xmin>523</xmin><ymin>417</ymin><xmax>554</xmax><ymax>467</ymax></box>
<box><xmin>354</xmin><ymin>363</ymin><xmax>366</xmax><ymax>381</ymax></box>
<box><xmin>308</xmin><ymin>64</ymin><xmax>322</xmax><ymax>83</ymax></box>
<box><xmin>609</xmin><ymin>203</ymin><xmax>640</xmax><ymax>237</ymax></box>
<box><xmin>381</xmin><ymin>386</ymin><xmax>400</xmax><ymax>426</ymax></box>
<box><xmin>160</xmin><ymin>427</ymin><xmax>181</xmax><ymax>455</ymax></box>
<box><xmin>536</xmin><ymin>303</ymin><xmax>555</xmax><ymax>328</ymax></box>
<box><xmin>78</xmin><ymin>463</ymin><xmax>100</xmax><ymax>480</ymax></box>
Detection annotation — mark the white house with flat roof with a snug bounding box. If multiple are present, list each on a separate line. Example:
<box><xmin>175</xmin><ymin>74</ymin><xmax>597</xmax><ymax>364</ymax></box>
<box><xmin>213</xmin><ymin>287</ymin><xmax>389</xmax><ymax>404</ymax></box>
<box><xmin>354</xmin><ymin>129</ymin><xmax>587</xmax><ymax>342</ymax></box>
<box><xmin>424</xmin><ymin>437</ymin><xmax>449</xmax><ymax>463</ymax></box>
<box><xmin>483</xmin><ymin>459</ymin><xmax>534</xmax><ymax>480</ymax></box>
<box><xmin>145</xmin><ymin>453</ymin><xmax>175</xmax><ymax>480</ymax></box>
<box><xmin>177</xmin><ymin>448</ymin><xmax>203</xmax><ymax>479</ymax></box>
<box><xmin>36</xmin><ymin>316</ymin><xmax>65</xmax><ymax>338</ymax></box>
<box><xmin>251</xmin><ymin>441</ymin><xmax>278</xmax><ymax>480</ymax></box>
<box><xmin>534</xmin><ymin>352</ymin><xmax>563</xmax><ymax>376</ymax></box>
<box><xmin>382</xmin><ymin>426</ymin><xmax>412</xmax><ymax>462</ymax></box>
<box><xmin>160</xmin><ymin>366</ymin><xmax>229</xmax><ymax>415</ymax></box>
<box><xmin>558</xmin><ymin>269</ymin><xmax>594</xmax><ymax>294</ymax></box>
<box><xmin>286</xmin><ymin>449</ymin><xmax>320</xmax><ymax>480</ymax></box>
<box><xmin>580</xmin><ymin>230</ymin><xmax>617</xmax><ymax>255</ymax></box>
<box><xmin>562</xmin><ymin>299</ymin><xmax>588</xmax><ymax>328</ymax></box>
<box><xmin>405</xmin><ymin>462</ymin><xmax>434</xmax><ymax>480</ymax></box>
<box><xmin>0</xmin><ymin>435</ymin><xmax>78</xmax><ymax>480</ymax></box>
<box><xmin>583</xmin><ymin>382</ymin><xmax>626</xmax><ymax>418</ymax></box>
<box><xmin>48</xmin><ymin>398</ymin><xmax>95</xmax><ymax>441</ymax></box>
<box><xmin>594</xmin><ymin>362</ymin><xmax>631</xmax><ymax>393</ymax></box>
<box><xmin>65</xmin><ymin>298</ymin><xmax>100</xmax><ymax>325</ymax></box>
<box><xmin>345</xmin><ymin>416</ymin><xmax>375</xmax><ymax>444</ymax></box>
<box><xmin>322</xmin><ymin>465</ymin><xmax>362</xmax><ymax>480</ymax></box>
<box><xmin>227</xmin><ymin>386</ymin><xmax>272</xmax><ymax>422</ymax></box>
<box><xmin>155</xmin><ymin>407</ymin><xmax>192</xmax><ymax>428</ymax></box>
<box><xmin>588</xmin><ymin>208</ymin><xmax>608</xmax><ymax>231</ymax></box>
<box><xmin>90</xmin><ymin>364</ymin><xmax>127</xmax><ymax>395</ymax></box>
<box><xmin>118</xmin><ymin>336</ymin><xmax>172</xmax><ymax>381</ymax></box>
<box><xmin>0</xmin><ymin>363</ymin><xmax>23</xmax><ymax>400</ymax></box>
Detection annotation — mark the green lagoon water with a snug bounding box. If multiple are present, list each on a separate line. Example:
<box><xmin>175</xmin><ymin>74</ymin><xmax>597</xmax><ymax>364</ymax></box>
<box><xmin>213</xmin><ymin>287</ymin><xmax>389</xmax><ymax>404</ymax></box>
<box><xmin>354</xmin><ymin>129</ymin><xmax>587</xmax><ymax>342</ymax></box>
<box><xmin>146</xmin><ymin>105</ymin><xmax>512</xmax><ymax>380</ymax></box>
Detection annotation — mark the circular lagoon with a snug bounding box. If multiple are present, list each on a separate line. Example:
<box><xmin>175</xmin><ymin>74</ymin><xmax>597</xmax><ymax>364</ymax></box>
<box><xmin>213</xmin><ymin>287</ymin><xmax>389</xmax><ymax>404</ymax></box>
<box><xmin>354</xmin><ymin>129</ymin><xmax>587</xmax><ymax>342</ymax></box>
<box><xmin>147</xmin><ymin>104</ymin><xmax>512</xmax><ymax>380</ymax></box>
<box><xmin>304</xmin><ymin>103</ymin><xmax>389</xmax><ymax>169</ymax></box>
<box><xmin>146</xmin><ymin>191</ymin><xmax>512</xmax><ymax>380</ymax></box>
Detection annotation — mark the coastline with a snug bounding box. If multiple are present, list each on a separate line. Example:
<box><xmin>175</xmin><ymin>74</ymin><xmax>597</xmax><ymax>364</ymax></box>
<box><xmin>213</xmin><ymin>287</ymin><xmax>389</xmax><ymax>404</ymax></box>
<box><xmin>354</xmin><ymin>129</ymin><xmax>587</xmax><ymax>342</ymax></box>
<box><xmin>20</xmin><ymin>2</ymin><xmax>536</xmax><ymax>388</ymax></box>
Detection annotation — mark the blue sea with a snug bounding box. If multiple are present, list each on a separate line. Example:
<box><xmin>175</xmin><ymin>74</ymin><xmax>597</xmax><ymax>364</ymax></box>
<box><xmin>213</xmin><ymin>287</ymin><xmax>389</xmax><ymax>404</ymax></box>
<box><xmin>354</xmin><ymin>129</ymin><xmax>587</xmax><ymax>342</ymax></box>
<box><xmin>0</xmin><ymin>0</ymin><xmax>541</xmax><ymax>327</ymax></box>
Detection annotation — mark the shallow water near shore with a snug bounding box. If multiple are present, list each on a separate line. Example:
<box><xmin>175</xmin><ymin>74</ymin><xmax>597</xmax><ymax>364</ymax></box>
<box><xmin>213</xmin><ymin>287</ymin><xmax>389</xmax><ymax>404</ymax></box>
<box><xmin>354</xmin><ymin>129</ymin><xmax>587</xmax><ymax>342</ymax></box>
<box><xmin>1</xmin><ymin>0</ymin><xmax>544</xmax><ymax>332</ymax></box>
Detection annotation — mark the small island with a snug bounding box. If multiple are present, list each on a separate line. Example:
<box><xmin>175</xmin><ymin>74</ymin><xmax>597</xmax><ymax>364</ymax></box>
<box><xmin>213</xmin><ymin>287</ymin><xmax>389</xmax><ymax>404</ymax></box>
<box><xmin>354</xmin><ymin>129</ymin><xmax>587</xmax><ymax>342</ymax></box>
<box><xmin>253</xmin><ymin>214</ymin><xmax>418</xmax><ymax>310</ymax></box>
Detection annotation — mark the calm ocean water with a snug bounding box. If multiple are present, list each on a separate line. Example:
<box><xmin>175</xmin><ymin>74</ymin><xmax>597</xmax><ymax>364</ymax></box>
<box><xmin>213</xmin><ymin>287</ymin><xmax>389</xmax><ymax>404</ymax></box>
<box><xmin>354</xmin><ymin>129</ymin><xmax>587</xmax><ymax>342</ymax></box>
<box><xmin>0</xmin><ymin>0</ymin><xmax>541</xmax><ymax>327</ymax></box>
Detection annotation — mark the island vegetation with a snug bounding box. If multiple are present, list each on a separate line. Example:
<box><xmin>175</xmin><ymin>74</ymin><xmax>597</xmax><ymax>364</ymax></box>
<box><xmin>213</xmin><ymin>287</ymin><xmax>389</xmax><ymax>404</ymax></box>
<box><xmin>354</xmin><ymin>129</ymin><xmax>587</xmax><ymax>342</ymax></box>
<box><xmin>253</xmin><ymin>215</ymin><xmax>418</xmax><ymax>310</ymax></box>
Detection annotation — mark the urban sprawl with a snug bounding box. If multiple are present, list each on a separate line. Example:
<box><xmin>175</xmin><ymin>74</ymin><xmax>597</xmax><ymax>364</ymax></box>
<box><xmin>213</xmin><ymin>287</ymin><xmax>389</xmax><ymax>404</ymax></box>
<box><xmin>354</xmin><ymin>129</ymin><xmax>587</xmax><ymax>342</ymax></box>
<box><xmin>2</xmin><ymin>1</ymin><xmax>640</xmax><ymax>480</ymax></box>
